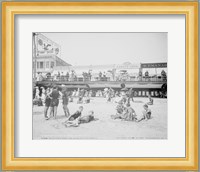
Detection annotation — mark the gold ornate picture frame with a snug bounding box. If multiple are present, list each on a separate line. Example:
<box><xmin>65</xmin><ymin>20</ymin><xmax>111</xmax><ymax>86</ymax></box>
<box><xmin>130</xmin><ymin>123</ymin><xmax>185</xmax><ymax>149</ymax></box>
<box><xmin>2</xmin><ymin>2</ymin><xmax>198</xmax><ymax>170</ymax></box>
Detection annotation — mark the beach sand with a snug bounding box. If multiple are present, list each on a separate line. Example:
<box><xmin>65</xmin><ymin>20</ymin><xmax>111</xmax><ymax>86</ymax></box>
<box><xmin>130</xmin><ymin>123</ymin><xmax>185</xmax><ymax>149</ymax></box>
<box><xmin>33</xmin><ymin>97</ymin><xmax>167</xmax><ymax>140</ymax></box>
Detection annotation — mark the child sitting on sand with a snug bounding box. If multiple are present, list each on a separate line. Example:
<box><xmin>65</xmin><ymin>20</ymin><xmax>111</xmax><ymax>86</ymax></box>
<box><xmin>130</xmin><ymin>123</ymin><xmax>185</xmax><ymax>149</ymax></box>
<box><xmin>122</xmin><ymin>103</ymin><xmax>137</xmax><ymax>121</ymax></box>
<box><xmin>147</xmin><ymin>94</ymin><xmax>153</xmax><ymax>105</ymax></box>
<box><xmin>79</xmin><ymin>111</ymin><xmax>95</xmax><ymax>124</ymax></box>
<box><xmin>63</xmin><ymin>106</ymin><xmax>84</xmax><ymax>127</ymax></box>
<box><xmin>111</xmin><ymin>100</ymin><xmax>125</xmax><ymax>119</ymax></box>
<box><xmin>137</xmin><ymin>104</ymin><xmax>151</xmax><ymax>122</ymax></box>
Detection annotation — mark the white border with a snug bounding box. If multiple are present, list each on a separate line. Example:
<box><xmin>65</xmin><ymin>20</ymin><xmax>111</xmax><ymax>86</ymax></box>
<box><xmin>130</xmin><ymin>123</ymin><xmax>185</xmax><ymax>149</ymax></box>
<box><xmin>15</xmin><ymin>15</ymin><xmax>185</xmax><ymax>157</ymax></box>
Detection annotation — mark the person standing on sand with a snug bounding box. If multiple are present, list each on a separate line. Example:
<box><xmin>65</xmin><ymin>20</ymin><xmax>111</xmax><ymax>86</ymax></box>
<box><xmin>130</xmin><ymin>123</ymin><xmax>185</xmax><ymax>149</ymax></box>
<box><xmin>62</xmin><ymin>89</ymin><xmax>70</xmax><ymax>117</ymax></box>
<box><xmin>49</xmin><ymin>86</ymin><xmax>61</xmax><ymax>119</ymax></box>
<box><xmin>34</xmin><ymin>86</ymin><xmax>40</xmax><ymax>100</ymax></box>
<box><xmin>44</xmin><ymin>87</ymin><xmax>52</xmax><ymax>120</ymax></box>
<box><xmin>107</xmin><ymin>88</ymin><xmax>112</xmax><ymax>102</ymax></box>
<box><xmin>147</xmin><ymin>94</ymin><xmax>153</xmax><ymax>105</ymax></box>
<box><xmin>127</xmin><ymin>88</ymin><xmax>134</xmax><ymax>103</ymax></box>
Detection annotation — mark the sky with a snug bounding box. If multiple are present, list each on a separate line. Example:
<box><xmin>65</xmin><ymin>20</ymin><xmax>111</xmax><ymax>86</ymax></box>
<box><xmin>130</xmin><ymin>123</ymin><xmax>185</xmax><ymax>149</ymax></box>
<box><xmin>42</xmin><ymin>32</ymin><xmax>167</xmax><ymax>66</ymax></box>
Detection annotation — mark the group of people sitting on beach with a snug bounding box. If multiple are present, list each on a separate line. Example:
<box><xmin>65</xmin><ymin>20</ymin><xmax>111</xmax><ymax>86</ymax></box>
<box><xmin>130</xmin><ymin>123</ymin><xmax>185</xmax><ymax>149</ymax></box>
<box><xmin>110</xmin><ymin>89</ymin><xmax>153</xmax><ymax>122</ymax></box>
<box><xmin>111</xmin><ymin>100</ymin><xmax>152</xmax><ymax>122</ymax></box>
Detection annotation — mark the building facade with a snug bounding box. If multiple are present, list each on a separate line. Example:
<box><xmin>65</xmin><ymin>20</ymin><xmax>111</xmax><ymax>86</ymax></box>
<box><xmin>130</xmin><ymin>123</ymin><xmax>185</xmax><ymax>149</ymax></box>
<box><xmin>33</xmin><ymin>33</ymin><xmax>70</xmax><ymax>79</ymax></box>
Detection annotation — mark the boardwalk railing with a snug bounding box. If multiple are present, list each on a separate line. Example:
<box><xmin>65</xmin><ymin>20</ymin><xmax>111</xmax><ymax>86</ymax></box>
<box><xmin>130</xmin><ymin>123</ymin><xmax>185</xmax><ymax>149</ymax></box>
<box><xmin>38</xmin><ymin>75</ymin><xmax>167</xmax><ymax>82</ymax></box>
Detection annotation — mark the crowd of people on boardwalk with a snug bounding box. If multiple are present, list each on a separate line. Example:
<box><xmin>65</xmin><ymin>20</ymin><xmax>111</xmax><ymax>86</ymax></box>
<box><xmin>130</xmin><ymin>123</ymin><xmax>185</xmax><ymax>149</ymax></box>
<box><xmin>37</xmin><ymin>69</ymin><xmax>167</xmax><ymax>82</ymax></box>
<box><xmin>33</xmin><ymin>85</ymin><xmax>154</xmax><ymax>127</ymax></box>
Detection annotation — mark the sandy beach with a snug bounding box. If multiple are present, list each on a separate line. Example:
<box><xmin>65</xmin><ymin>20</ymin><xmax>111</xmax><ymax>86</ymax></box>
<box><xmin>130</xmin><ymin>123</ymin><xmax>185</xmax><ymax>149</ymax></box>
<box><xmin>33</xmin><ymin>97</ymin><xmax>167</xmax><ymax>140</ymax></box>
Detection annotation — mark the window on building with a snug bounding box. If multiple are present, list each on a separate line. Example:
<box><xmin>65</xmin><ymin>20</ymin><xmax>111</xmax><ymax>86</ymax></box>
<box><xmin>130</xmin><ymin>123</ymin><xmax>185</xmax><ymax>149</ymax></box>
<box><xmin>46</xmin><ymin>61</ymin><xmax>49</xmax><ymax>68</ymax></box>
<box><xmin>51</xmin><ymin>61</ymin><xmax>54</xmax><ymax>68</ymax></box>
<box><xmin>37</xmin><ymin>62</ymin><xmax>40</xmax><ymax>69</ymax></box>
<box><xmin>40</xmin><ymin>62</ymin><xmax>44</xmax><ymax>69</ymax></box>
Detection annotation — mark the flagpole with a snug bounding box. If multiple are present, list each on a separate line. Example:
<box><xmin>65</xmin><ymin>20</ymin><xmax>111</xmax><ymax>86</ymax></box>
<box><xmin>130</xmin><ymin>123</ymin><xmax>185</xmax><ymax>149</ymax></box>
<box><xmin>33</xmin><ymin>33</ymin><xmax>37</xmax><ymax>84</ymax></box>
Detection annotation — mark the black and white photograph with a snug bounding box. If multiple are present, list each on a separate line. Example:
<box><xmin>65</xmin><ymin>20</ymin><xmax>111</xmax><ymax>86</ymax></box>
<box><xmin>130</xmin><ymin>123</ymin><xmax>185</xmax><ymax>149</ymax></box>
<box><xmin>32</xmin><ymin>32</ymin><xmax>168</xmax><ymax>140</ymax></box>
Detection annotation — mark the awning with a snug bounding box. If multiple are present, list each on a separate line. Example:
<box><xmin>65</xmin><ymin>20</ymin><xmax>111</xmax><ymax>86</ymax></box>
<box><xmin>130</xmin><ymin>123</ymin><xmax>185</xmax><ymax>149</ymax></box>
<box><xmin>89</xmin><ymin>83</ymin><xmax>163</xmax><ymax>89</ymax></box>
<box><xmin>59</xmin><ymin>85</ymin><xmax>90</xmax><ymax>89</ymax></box>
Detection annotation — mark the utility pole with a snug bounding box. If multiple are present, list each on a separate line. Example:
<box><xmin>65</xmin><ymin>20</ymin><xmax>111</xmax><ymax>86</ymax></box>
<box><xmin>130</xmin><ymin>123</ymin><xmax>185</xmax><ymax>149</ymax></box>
<box><xmin>33</xmin><ymin>33</ymin><xmax>37</xmax><ymax>84</ymax></box>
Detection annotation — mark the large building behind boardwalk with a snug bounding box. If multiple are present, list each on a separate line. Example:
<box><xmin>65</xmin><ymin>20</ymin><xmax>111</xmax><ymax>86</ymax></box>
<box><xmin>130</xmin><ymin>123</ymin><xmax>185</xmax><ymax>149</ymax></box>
<box><xmin>32</xmin><ymin>33</ymin><xmax>71</xmax><ymax>78</ymax></box>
